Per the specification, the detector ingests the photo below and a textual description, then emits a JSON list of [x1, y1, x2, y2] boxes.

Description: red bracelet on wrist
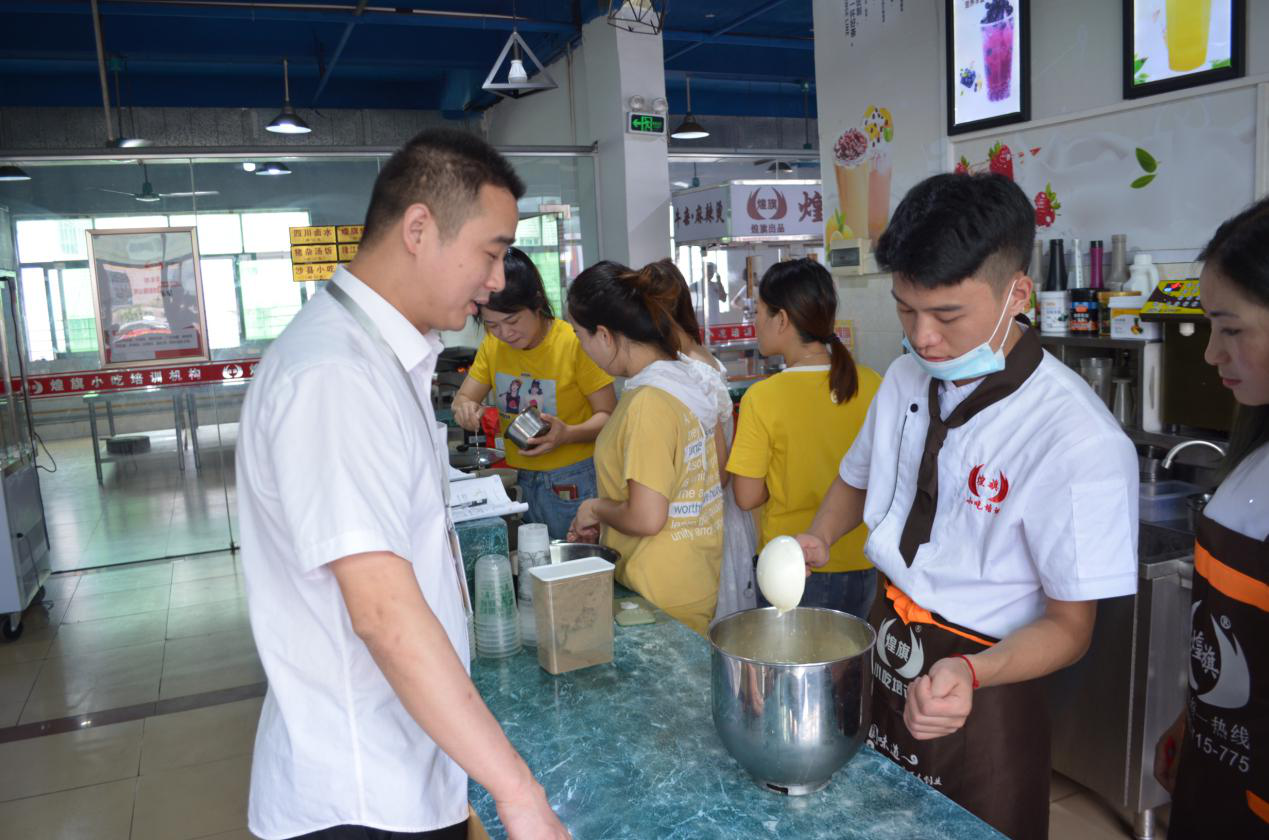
[[955, 654, 980, 690]]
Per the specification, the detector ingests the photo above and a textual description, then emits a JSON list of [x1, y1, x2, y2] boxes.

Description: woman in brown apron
[[1154, 197, 1269, 837]]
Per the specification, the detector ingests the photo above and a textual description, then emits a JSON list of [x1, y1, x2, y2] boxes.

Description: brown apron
[[1168, 513, 1269, 838], [868, 581, 1050, 840]]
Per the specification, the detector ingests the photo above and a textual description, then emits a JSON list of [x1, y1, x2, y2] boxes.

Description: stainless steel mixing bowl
[[710, 606, 875, 795], [548, 541, 621, 566]]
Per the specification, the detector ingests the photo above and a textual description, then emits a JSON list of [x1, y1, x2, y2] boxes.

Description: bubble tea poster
[[946, 0, 1030, 135]]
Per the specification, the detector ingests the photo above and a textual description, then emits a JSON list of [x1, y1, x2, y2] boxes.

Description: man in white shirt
[[798, 173, 1138, 840], [238, 129, 569, 840]]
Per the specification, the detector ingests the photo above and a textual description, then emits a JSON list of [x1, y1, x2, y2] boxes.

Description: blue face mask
[[901, 281, 1017, 382]]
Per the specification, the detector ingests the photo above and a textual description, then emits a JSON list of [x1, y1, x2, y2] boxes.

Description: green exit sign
[[627, 112, 666, 135]]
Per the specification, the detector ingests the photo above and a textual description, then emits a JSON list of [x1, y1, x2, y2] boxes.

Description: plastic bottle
[[1089, 240, 1104, 290], [1045, 239, 1067, 291]]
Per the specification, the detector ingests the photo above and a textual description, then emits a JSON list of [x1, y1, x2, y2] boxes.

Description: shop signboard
[[672, 181, 823, 244]]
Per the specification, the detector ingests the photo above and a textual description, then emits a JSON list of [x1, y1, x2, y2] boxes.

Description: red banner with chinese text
[[13, 359, 260, 399]]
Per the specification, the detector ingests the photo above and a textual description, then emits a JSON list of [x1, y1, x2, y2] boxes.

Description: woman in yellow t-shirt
[[727, 258, 882, 618], [565, 261, 724, 635], [453, 247, 616, 539]]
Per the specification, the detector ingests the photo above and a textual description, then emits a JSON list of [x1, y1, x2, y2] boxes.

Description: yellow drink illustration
[[1165, 0, 1212, 72], [833, 128, 870, 239]]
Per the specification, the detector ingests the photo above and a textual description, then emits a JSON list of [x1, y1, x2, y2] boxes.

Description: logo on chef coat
[[876, 618, 925, 680], [1190, 602, 1250, 710], [966, 464, 1009, 515]]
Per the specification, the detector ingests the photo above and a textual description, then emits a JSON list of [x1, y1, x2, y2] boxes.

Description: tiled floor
[[0, 554, 1167, 839], [39, 426, 239, 572]]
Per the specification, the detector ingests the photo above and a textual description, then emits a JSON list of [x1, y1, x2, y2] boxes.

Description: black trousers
[[291, 820, 468, 840]]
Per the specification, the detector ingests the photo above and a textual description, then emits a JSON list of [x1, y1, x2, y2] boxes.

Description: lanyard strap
[[327, 282, 448, 504], [326, 280, 469, 611]]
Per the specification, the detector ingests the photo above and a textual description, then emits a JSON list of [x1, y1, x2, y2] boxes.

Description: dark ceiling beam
[[661, 30, 811, 52], [310, 0, 367, 107], [663, 0, 792, 63], [0, 54, 486, 74], [0, 1, 579, 35]]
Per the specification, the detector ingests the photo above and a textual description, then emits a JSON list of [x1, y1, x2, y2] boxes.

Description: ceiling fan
[[94, 163, 218, 203]]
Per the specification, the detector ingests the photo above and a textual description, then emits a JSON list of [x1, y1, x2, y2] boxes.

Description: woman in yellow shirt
[[727, 258, 882, 618], [566, 261, 725, 635], [453, 247, 616, 539]]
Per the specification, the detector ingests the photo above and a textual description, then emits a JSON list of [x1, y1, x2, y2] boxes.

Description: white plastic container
[[1125, 254, 1160, 295], [1039, 290, 1071, 334], [530, 557, 615, 675], [1109, 294, 1162, 341]]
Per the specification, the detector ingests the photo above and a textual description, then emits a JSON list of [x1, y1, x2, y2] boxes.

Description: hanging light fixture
[[106, 57, 150, 148], [254, 162, 292, 176], [482, 1, 557, 99], [266, 59, 311, 135], [606, 0, 666, 35], [670, 77, 709, 140], [0, 165, 31, 182], [801, 81, 814, 150], [482, 32, 557, 98]]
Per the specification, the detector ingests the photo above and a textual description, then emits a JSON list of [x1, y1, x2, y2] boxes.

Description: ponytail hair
[[758, 258, 859, 404], [567, 259, 682, 357], [655, 259, 701, 341]]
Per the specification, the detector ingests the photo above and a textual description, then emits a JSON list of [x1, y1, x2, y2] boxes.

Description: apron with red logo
[[1168, 513, 1269, 838], [868, 580, 1050, 840]]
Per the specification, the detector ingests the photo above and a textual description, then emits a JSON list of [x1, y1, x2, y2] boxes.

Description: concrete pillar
[[483, 18, 671, 267], [578, 17, 671, 267]]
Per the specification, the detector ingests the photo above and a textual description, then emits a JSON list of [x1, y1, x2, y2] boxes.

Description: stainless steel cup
[[506, 406, 550, 449], [710, 607, 875, 795]]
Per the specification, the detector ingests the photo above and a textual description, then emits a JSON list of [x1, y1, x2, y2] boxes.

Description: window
[[15, 209, 310, 364], [239, 258, 303, 341], [200, 257, 241, 350], [241, 211, 309, 254], [168, 214, 244, 256], [14, 220, 92, 263]]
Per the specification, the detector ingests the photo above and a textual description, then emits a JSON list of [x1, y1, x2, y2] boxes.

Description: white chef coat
[[1206, 442, 1269, 540], [840, 344, 1139, 639], [237, 267, 470, 839]]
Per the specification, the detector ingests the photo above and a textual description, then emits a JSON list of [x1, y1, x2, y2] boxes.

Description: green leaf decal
[[1210, 58, 1231, 69], [1131, 174, 1156, 189], [1134, 56, 1146, 73], [1136, 148, 1158, 173]]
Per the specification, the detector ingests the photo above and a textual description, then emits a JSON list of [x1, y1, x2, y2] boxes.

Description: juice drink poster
[[862, 106, 893, 240], [980, 0, 1015, 102], [1166, 0, 1212, 71], [833, 127, 870, 239]]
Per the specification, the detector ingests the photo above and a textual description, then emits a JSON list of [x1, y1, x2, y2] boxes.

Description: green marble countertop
[[469, 607, 1004, 839]]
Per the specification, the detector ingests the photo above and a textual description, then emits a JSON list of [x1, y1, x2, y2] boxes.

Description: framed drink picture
[[1123, 0, 1245, 99], [86, 227, 210, 369], [945, 0, 1031, 136]]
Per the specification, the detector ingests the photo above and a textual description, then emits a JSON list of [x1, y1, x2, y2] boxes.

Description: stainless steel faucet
[[1162, 439, 1227, 469]]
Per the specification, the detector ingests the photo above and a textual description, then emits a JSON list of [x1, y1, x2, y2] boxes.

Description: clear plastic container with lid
[[516, 523, 550, 647]]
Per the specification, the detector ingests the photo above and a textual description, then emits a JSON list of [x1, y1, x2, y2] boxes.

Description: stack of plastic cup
[[517, 523, 551, 647], [474, 553, 521, 658]]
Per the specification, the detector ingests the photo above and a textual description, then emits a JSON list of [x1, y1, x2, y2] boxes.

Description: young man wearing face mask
[[797, 173, 1138, 840]]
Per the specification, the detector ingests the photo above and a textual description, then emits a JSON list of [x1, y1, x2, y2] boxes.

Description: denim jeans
[[758, 566, 878, 620], [517, 457, 598, 541]]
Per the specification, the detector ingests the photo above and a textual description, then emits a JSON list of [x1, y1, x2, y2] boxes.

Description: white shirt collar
[[330, 266, 440, 371]]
